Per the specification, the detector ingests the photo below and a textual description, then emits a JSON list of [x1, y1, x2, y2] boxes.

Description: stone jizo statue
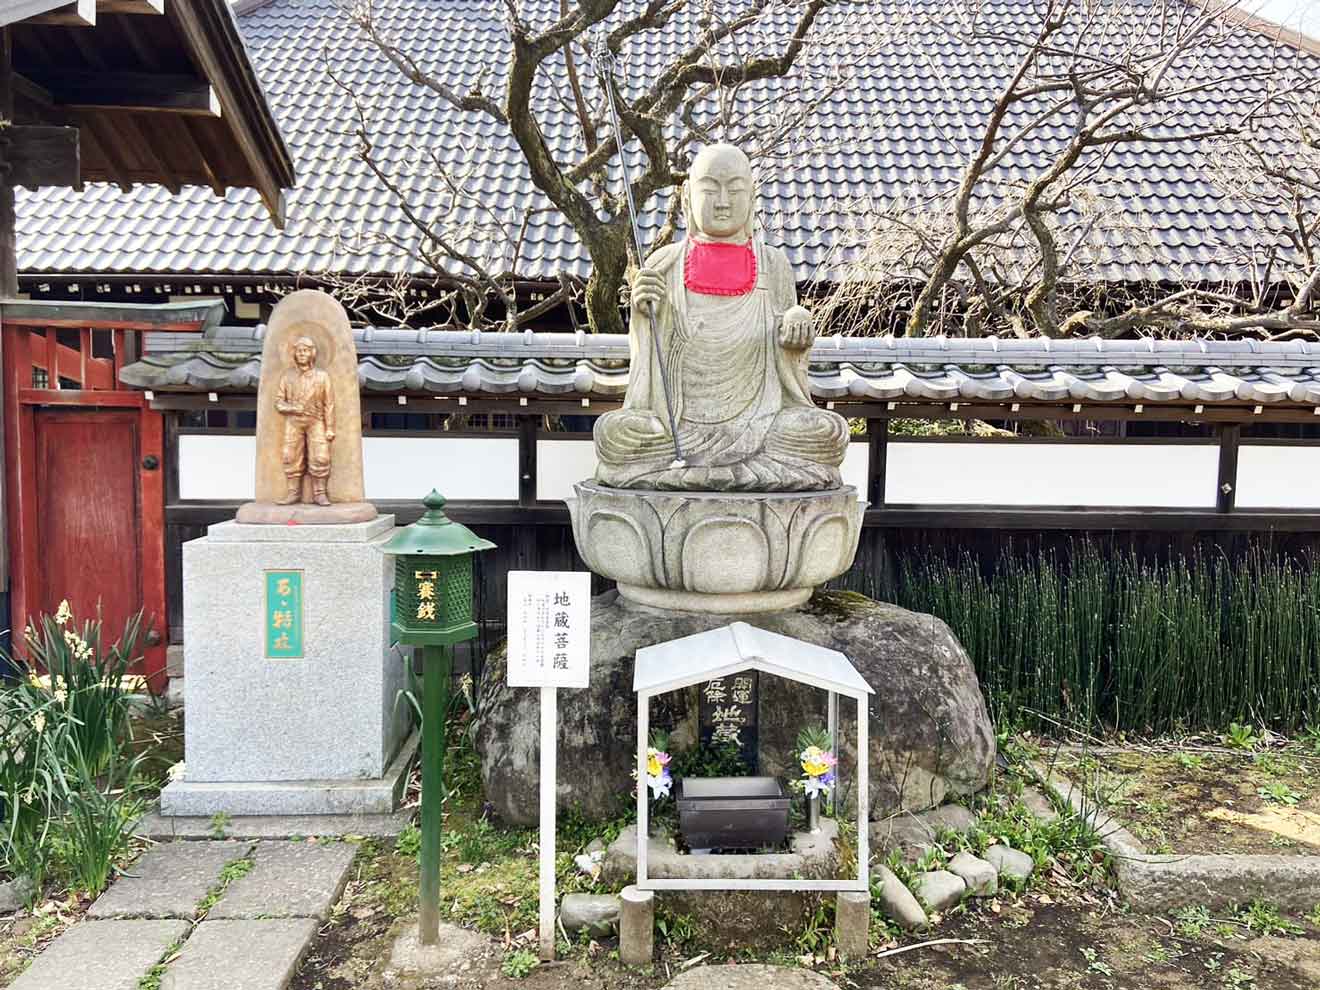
[[276, 336, 336, 506], [594, 143, 848, 492]]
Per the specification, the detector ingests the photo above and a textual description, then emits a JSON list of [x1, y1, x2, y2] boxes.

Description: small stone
[[585, 838, 606, 855], [918, 804, 977, 835], [984, 845, 1035, 881], [160, 919, 318, 990], [947, 852, 997, 897], [560, 893, 619, 937], [873, 865, 928, 931], [1019, 786, 1059, 823], [0, 876, 34, 914], [914, 870, 966, 912], [209, 840, 357, 920], [10, 919, 189, 990]]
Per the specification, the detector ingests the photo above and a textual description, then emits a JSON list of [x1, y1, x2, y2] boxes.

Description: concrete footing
[[834, 891, 870, 958], [619, 885, 654, 966]]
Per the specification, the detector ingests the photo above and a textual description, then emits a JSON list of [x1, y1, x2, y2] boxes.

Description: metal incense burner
[[676, 776, 790, 851]]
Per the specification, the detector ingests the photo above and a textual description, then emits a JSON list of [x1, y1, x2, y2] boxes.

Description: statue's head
[[292, 336, 317, 369], [683, 143, 755, 241]]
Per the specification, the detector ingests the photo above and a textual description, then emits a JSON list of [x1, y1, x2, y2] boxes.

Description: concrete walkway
[[11, 839, 357, 990]]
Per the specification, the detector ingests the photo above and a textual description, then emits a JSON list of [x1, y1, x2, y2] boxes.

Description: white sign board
[[507, 570, 592, 689]]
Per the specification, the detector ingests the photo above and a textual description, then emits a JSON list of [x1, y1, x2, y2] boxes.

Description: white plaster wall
[[535, 438, 872, 501], [178, 435, 519, 501], [1235, 446, 1320, 509], [885, 442, 1218, 507]]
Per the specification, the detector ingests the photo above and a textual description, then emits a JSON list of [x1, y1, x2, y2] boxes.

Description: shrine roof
[[120, 329, 1320, 409], [16, 0, 1320, 283], [6, 0, 294, 224], [633, 623, 872, 699]]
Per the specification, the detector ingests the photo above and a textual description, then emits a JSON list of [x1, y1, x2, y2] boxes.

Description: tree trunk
[[583, 229, 629, 334]]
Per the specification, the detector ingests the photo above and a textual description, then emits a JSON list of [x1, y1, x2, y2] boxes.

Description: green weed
[[500, 949, 539, 979]]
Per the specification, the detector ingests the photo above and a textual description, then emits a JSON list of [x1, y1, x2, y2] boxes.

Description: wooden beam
[[97, 0, 163, 14], [867, 418, 887, 508], [76, 112, 132, 192], [3, 0, 93, 27], [116, 113, 178, 193], [1217, 424, 1241, 514], [10, 71, 50, 107], [32, 70, 219, 116], [2, 125, 78, 190], [168, 0, 291, 225], [178, 116, 225, 195]]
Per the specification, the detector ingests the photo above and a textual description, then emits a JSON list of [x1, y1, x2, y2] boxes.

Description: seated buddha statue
[[594, 143, 848, 492]]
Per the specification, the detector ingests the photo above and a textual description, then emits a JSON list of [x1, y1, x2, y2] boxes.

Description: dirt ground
[[1047, 742, 1320, 856], [287, 834, 1320, 990]]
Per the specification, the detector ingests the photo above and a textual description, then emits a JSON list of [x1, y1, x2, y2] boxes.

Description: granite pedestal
[[161, 516, 413, 816]]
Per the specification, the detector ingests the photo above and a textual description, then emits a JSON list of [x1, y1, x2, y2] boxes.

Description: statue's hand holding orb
[[779, 305, 814, 351]]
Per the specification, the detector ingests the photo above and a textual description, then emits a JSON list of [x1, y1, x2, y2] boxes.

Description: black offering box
[[676, 776, 790, 850]]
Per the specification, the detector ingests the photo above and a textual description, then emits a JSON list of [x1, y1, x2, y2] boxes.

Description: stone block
[[619, 885, 654, 966], [560, 893, 620, 936], [210, 840, 357, 920], [135, 806, 414, 841], [948, 851, 997, 897], [160, 919, 318, 990], [89, 841, 252, 919], [873, 865, 927, 931], [0, 875, 34, 913], [602, 823, 838, 942], [1118, 854, 1320, 913], [914, 870, 965, 912], [162, 519, 410, 817], [834, 891, 870, 959], [159, 731, 417, 817], [9, 919, 189, 990], [984, 845, 1035, 881]]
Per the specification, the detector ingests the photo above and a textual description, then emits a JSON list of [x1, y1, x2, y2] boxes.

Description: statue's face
[[688, 145, 753, 240], [293, 342, 315, 368]]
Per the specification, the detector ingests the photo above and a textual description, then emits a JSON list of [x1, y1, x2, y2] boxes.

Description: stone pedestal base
[[567, 482, 865, 614], [161, 516, 410, 818], [235, 500, 377, 525]]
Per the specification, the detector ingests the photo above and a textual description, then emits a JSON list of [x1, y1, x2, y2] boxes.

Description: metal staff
[[594, 47, 686, 469]]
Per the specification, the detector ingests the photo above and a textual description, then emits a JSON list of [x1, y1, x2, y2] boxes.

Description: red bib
[[683, 239, 757, 296]]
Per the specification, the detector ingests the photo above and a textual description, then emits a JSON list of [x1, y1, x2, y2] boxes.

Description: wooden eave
[[7, 0, 294, 224]]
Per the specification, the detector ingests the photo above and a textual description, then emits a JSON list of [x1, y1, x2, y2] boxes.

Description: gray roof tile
[[16, 0, 1320, 283]]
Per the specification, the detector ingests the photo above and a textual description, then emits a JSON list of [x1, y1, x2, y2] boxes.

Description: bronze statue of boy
[[275, 335, 336, 505]]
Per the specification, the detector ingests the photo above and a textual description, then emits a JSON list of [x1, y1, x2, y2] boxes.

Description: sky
[[1246, 0, 1320, 36]]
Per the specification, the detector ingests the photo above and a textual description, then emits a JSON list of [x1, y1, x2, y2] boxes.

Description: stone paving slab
[[210, 840, 358, 920], [160, 919, 319, 990], [10, 919, 189, 990], [664, 964, 838, 989], [88, 840, 253, 919]]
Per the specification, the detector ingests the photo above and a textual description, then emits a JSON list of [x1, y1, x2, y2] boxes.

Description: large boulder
[[475, 590, 994, 825]]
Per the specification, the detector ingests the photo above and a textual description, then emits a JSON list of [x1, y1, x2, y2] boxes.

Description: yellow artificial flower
[[647, 752, 663, 777], [801, 746, 831, 778]]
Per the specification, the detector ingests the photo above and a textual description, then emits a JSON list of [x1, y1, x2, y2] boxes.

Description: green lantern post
[[381, 490, 495, 945]]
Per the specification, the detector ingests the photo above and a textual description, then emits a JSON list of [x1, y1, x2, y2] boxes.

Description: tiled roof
[[18, 0, 1320, 283], [121, 329, 1320, 406]]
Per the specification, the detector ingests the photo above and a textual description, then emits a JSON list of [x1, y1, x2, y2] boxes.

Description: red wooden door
[[35, 409, 143, 652]]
